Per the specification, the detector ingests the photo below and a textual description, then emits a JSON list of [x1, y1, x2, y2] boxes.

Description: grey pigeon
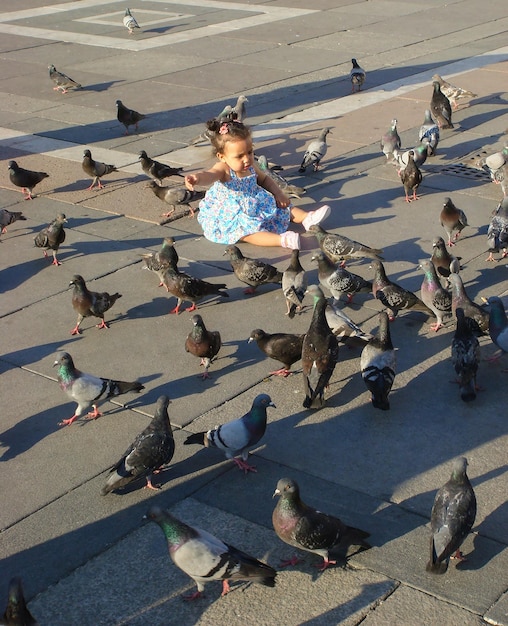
[[400, 150, 422, 202], [312, 251, 371, 303], [224, 245, 282, 294], [440, 197, 467, 246], [116, 99, 145, 135], [360, 311, 396, 410], [449, 273, 489, 336], [432, 74, 477, 109], [420, 260, 452, 332], [141, 236, 179, 288], [393, 143, 428, 171], [418, 110, 440, 156], [309, 224, 383, 266], [48, 64, 81, 93], [323, 298, 373, 346], [185, 314, 221, 379], [451, 308, 480, 403], [101, 395, 174, 494], [53, 351, 144, 426], [371, 259, 432, 321], [380, 119, 401, 161], [475, 146, 508, 184], [431, 81, 453, 129], [299, 128, 331, 173], [427, 457, 476, 574], [431, 236, 460, 285], [1, 577, 38, 626], [248, 329, 304, 377], [272, 477, 370, 570], [123, 8, 140, 34], [69, 274, 122, 335], [282, 249, 307, 318], [144, 506, 276, 600], [183, 394, 275, 473], [161, 266, 228, 314], [492, 164, 507, 199], [485, 296, 508, 358], [8, 160, 49, 200], [257, 155, 306, 199], [486, 197, 508, 261], [146, 181, 197, 219], [350, 58, 366, 92], [302, 285, 339, 409], [139, 151, 184, 184], [82, 149, 117, 190], [232, 95, 248, 122], [0, 209, 26, 234], [33, 213, 67, 266]]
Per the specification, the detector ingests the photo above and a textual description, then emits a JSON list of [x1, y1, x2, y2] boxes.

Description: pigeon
[[420, 260, 452, 332], [185, 314, 221, 379], [139, 150, 184, 184], [101, 396, 174, 494], [69, 274, 122, 335], [144, 506, 276, 600], [475, 146, 508, 183], [350, 58, 366, 93], [380, 119, 401, 161], [8, 160, 49, 200], [257, 155, 306, 199], [232, 95, 248, 122], [301, 285, 339, 409], [312, 252, 372, 303], [309, 224, 383, 266], [282, 249, 307, 318], [248, 329, 305, 377], [54, 351, 144, 426], [400, 151, 422, 202], [116, 100, 145, 135], [298, 127, 331, 173], [418, 110, 440, 156], [427, 457, 476, 574], [146, 182, 197, 219], [360, 311, 396, 410], [33, 213, 67, 265], [123, 8, 140, 34], [272, 477, 371, 570], [492, 164, 507, 198], [449, 273, 489, 336], [432, 74, 477, 109], [431, 236, 460, 285], [141, 237, 179, 288], [0, 209, 26, 234], [486, 197, 508, 261], [370, 259, 432, 321], [393, 143, 428, 171], [485, 296, 508, 358], [431, 81, 453, 129], [82, 149, 117, 190], [48, 64, 81, 93], [451, 308, 481, 403], [183, 394, 275, 473], [161, 266, 228, 314], [321, 296, 373, 346], [1, 577, 38, 626], [440, 197, 468, 246], [224, 245, 282, 294]]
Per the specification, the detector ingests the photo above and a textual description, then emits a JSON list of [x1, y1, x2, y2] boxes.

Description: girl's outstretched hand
[[273, 188, 290, 208], [185, 174, 198, 190]]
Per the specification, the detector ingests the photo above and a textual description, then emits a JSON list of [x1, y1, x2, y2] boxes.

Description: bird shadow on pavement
[[0, 257, 65, 294], [0, 339, 68, 370], [81, 80, 125, 93]]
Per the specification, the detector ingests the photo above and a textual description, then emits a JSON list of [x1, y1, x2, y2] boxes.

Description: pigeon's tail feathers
[[346, 526, 371, 548], [101, 469, 130, 495], [183, 431, 206, 446], [103, 379, 144, 397], [228, 546, 277, 586]]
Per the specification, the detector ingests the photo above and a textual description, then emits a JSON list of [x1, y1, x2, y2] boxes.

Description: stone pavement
[[0, 1, 507, 624]]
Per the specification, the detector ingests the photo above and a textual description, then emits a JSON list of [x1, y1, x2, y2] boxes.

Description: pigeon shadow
[[80, 80, 125, 93]]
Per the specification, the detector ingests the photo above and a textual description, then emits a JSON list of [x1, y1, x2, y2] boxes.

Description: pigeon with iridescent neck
[[380, 119, 401, 162], [312, 251, 371, 303], [418, 110, 440, 156], [298, 128, 331, 173], [360, 311, 396, 410], [141, 237, 179, 288], [69, 274, 122, 335], [282, 249, 307, 318], [248, 329, 304, 377], [185, 314, 221, 379], [34, 213, 67, 266], [449, 273, 488, 336], [350, 58, 366, 92], [486, 197, 508, 261], [420, 260, 452, 332], [1, 577, 38, 625], [440, 197, 467, 246], [431, 81, 453, 129], [8, 160, 49, 200]]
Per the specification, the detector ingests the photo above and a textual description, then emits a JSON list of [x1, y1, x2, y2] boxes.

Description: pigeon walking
[[54, 351, 144, 426], [486, 197, 508, 261], [69, 274, 122, 335], [360, 311, 396, 410], [420, 260, 452, 332], [183, 394, 275, 473], [431, 81, 453, 129], [8, 160, 49, 200], [451, 308, 480, 403], [440, 197, 467, 246], [0, 209, 27, 234], [432, 74, 477, 109], [312, 252, 371, 303], [161, 266, 228, 314], [82, 149, 117, 190], [272, 478, 370, 570], [1, 577, 38, 626], [48, 64, 81, 93], [282, 249, 307, 318], [322, 297, 372, 346], [309, 224, 383, 266], [298, 128, 331, 173], [146, 181, 197, 219], [449, 273, 489, 336], [380, 119, 401, 161], [418, 110, 440, 156], [393, 143, 428, 171], [431, 236, 460, 285], [350, 58, 366, 92], [400, 151, 422, 202], [123, 8, 140, 34], [33, 213, 67, 265], [224, 245, 282, 294], [185, 314, 221, 379], [101, 396, 174, 494], [232, 95, 248, 122], [139, 150, 184, 184], [144, 506, 276, 600], [427, 457, 476, 574], [476, 146, 508, 192], [116, 100, 145, 135], [248, 329, 305, 377], [141, 236, 179, 288]]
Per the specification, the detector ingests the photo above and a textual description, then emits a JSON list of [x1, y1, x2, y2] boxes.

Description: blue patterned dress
[[197, 167, 290, 243]]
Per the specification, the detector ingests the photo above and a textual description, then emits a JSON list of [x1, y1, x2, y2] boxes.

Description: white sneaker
[[280, 231, 301, 250], [302, 205, 331, 231]]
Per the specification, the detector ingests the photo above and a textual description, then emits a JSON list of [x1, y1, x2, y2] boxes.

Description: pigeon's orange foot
[[232, 458, 257, 474], [221, 580, 231, 596], [145, 478, 162, 491], [243, 287, 256, 295], [182, 590, 203, 601], [96, 320, 110, 330], [430, 322, 444, 332], [86, 407, 102, 420], [315, 557, 337, 571], [70, 326, 82, 336], [279, 555, 303, 568], [185, 303, 197, 312], [168, 305, 181, 314], [58, 415, 79, 426], [51, 258, 61, 266], [270, 368, 292, 377]]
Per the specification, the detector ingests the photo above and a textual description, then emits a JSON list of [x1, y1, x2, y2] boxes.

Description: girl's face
[[218, 138, 254, 174]]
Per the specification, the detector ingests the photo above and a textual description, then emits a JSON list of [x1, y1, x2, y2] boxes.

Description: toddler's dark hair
[[206, 118, 251, 153]]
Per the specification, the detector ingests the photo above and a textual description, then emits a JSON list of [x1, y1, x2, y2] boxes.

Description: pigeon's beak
[[481, 297, 489, 304], [269, 401, 276, 408], [222, 249, 228, 256], [53, 359, 59, 367], [247, 337, 254, 343], [272, 488, 281, 499]]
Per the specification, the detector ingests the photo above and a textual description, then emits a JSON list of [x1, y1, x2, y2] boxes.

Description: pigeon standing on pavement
[[451, 308, 481, 403], [449, 273, 489, 336], [380, 119, 401, 161], [0, 209, 26, 234], [418, 110, 440, 156], [8, 160, 49, 200], [272, 477, 371, 570], [141, 236, 179, 288], [476, 146, 508, 193], [431, 81, 453, 129], [1, 577, 38, 626], [69, 274, 122, 335], [312, 252, 371, 303], [360, 311, 396, 410], [33, 212, 67, 265], [161, 266, 229, 314], [486, 197, 508, 261], [282, 249, 307, 318], [427, 457, 476, 574], [123, 8, 140, 34], [48, 64, 81, 93], [431, 236, 460, 285], [82, 149, 117, 190], [232, 95, 248, 122], [400, 151, 422, 202], [146, 181, 197, 219], [183, 394, 275, 473], [350, 58, 366, 92], [116, 100, 146, 135], [440, 197, 468, 246], [139, 150, 184, 184], [309, 224, 383, 265], [54, 351, 144, 426], [420, 260, 452, 331], [321, 296, 373, 346], [431, 74, 477, 109], [485, 296, 508, 358], [224, 245, 282, 294], [248, 329, 305, 377], [144, 506, 276, 600], [185, 314, 222, 379], [101, 395, 174, 494], [393, 143, 428, 171], [257, 155, 306, 199], [298, 128, 331, 173]]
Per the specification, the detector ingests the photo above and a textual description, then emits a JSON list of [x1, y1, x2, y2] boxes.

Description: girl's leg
[[240, 231, 300, 249], [290, 205, 331, 229]]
